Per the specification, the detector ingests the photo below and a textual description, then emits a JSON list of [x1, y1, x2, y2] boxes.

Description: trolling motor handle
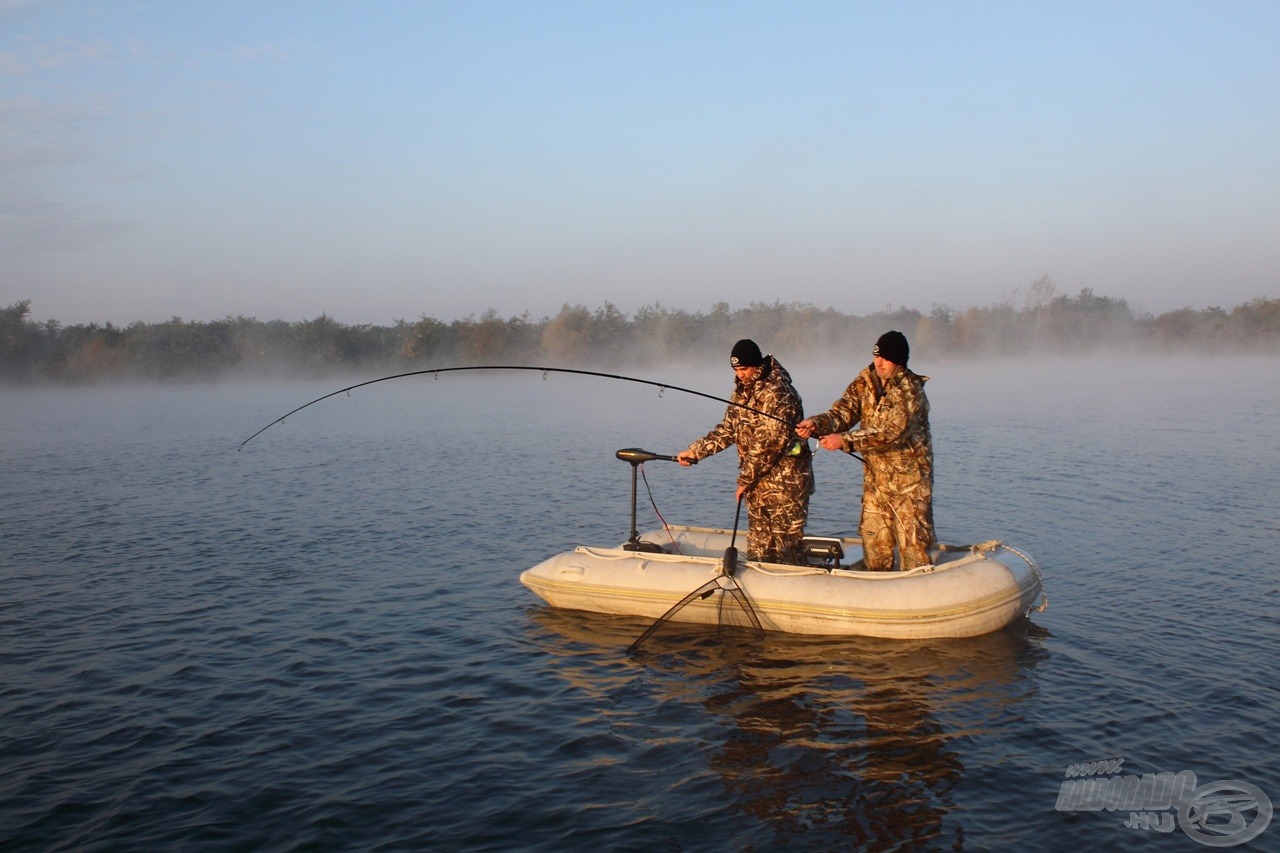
[[616, 447, 677, 464]]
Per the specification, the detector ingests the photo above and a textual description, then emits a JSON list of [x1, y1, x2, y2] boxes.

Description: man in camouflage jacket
[[677, 339, 815, 565], [796, 331, 934, 570]]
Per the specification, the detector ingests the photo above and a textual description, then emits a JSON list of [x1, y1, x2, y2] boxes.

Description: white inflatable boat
[[519, 449, 1047, 641], [520, 524, 1046, 640]]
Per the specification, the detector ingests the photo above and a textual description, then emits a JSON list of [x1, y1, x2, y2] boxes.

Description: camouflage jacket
[[808, 364, 933, 485], [686, 355, 814, 493]]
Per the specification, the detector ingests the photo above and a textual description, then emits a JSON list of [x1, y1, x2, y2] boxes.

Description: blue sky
[[3, 1, 1277, 325]]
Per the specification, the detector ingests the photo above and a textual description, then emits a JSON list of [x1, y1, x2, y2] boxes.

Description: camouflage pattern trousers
[[746, 481, 810, 566], [859, 468, 935, 570]]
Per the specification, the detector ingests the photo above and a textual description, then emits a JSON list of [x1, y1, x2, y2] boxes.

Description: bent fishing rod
[[237, 365, 801, 450]]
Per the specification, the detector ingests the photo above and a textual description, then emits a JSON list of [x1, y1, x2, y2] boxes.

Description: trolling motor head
[[617, 447, 673, 552], [616, 448, 675, 464]]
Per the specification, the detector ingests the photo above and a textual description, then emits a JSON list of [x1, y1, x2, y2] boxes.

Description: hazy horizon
[[4, 2, 1277, 328], [8, 287, 1276, 330]]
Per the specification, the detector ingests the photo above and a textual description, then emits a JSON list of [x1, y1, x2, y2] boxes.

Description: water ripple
[[2, 364, 1278, 850]]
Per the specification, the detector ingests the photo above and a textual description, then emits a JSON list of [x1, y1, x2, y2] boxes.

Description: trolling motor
[[616, 448, 678, 552]]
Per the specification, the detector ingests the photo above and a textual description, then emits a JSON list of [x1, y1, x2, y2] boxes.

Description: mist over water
[[1, 355, 1277, 850]]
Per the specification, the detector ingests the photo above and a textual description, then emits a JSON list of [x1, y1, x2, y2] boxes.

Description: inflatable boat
[[521, 525, 1045, 640], [519, 450, 1047, 640]]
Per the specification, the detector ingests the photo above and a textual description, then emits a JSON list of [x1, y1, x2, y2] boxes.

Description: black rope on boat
[[236, 365, 798, 451], [638, 463, 682, 554]]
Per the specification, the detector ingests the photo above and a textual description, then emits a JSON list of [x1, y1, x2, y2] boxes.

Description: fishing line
[[236, 365, 798, 450]]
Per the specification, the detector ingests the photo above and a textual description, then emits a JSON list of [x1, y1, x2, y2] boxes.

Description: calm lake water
[[2, 355, 1277, 851]]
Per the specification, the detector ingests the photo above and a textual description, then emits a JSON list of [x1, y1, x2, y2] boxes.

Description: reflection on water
[[526, 606, 1049, 848]]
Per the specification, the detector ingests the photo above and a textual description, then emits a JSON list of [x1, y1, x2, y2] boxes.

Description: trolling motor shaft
[[616, 448, 675, 552]]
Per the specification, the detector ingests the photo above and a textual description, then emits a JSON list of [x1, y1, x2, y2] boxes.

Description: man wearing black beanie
[[677, 339, 814, 565], [796, 331, 935, 570]]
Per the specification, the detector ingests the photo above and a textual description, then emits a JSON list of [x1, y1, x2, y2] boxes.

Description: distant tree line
[[2, 277, 1278, 384]]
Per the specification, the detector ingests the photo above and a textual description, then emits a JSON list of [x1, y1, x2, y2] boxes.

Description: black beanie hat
[[730, 338, 764, 368], [873, 330, 909, 365]]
